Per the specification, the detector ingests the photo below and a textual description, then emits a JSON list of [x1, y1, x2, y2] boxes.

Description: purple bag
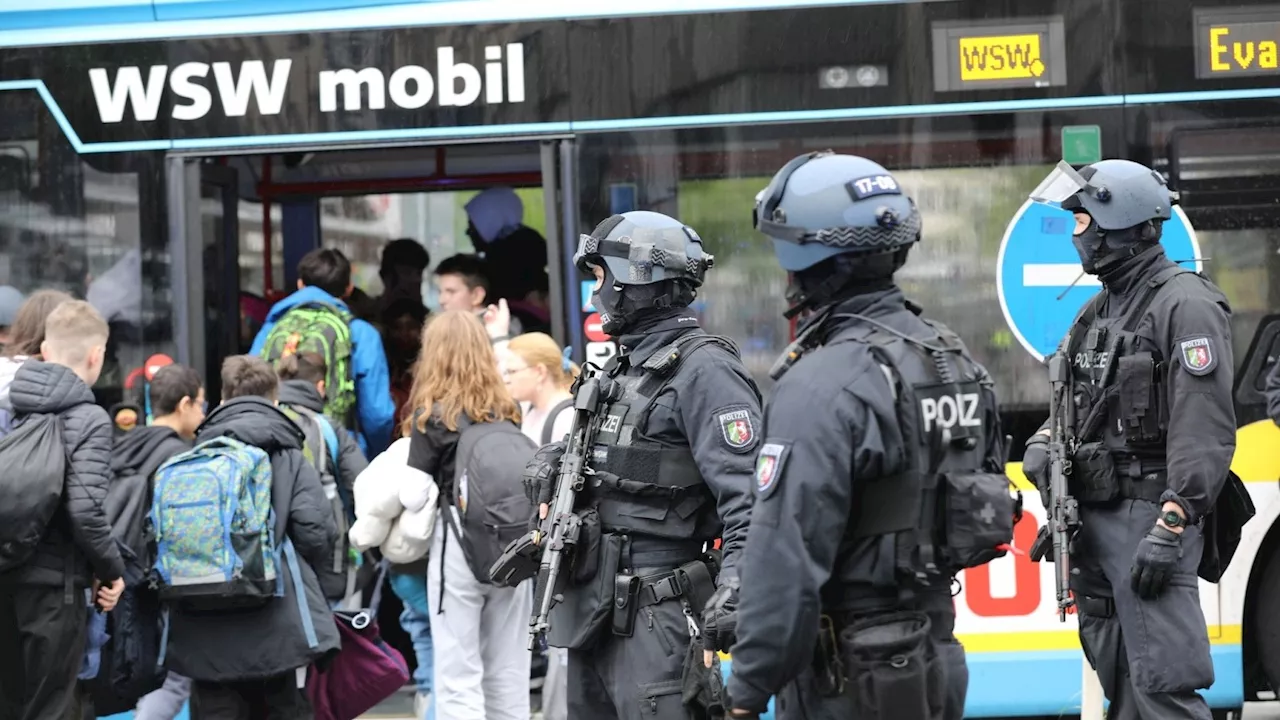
[[307, 564, 410, 720]]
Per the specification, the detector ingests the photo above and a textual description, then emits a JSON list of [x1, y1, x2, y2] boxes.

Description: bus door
[[167, 157, 242, 402]]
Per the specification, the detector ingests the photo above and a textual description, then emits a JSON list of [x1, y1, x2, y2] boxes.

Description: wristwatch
[[1161, 510, 1186, 529]]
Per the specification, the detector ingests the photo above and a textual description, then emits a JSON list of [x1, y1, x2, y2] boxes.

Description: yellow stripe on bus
[[1006, 418, 1280, 489], [957, 624, 1242, 653]]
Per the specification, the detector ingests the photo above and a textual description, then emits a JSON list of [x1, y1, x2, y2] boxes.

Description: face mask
[[592, 281, 629, 336], [1072, 230, 1106, 275]]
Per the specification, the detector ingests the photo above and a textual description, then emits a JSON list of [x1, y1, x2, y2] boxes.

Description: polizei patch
[[1177, 336, 1217, 376], [755, 441, 790, 498], [717, 407, 756, 452]]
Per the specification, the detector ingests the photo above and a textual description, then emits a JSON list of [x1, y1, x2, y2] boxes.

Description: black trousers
[[191, 674, 313, 720], [0, 584, 88, 720]]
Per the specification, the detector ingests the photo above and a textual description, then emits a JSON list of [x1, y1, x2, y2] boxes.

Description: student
[[109, 364, 206, 558], [499, 332, 578, 720], [0, 300, 125, 720], [105, 364, 205, 720], [252, 248, 395, 456], [382, 298, 429, 440], [0, 289, 73, 437], [501, 333, 578, 447], [164, 356, 339, 720], [405, 311, 533, 720], [432, 254, 522, 340], [276, 351, 369, 607]]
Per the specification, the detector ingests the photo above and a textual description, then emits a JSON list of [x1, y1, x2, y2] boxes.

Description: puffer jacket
[[165, 397, 340, 682], [0, 360, 125, 588], [279, 379, 368, 599]]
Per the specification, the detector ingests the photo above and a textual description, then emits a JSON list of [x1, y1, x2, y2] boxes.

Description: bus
[[3, 0, 1280, 717]]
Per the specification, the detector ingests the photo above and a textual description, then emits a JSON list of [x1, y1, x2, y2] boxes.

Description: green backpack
[[261, 303, 357, 429]]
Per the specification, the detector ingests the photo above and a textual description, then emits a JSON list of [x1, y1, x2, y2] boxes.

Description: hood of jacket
[[197, 396, 304, 452], [464, 187, 523, 243], [0, 355, 25, 413], [265, 286, 351, 324], [10, 360, 96, 415], [278, 379, 325, 413], [111, 425, 186, 476]]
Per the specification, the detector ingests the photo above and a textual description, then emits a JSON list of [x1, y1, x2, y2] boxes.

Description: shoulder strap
[[541, 399, 576, 446], [313, 414, 341, 469], [634, 333, 743, 427], [1065, 290, 1108, 358]]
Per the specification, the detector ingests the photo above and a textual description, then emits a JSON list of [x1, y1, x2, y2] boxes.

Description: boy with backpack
[[0, 301, 126, 720], [156, 355, 339, 719], [275, 351, 368, 608], [252, 248, 394, 457], [105, 364, 205, 720]]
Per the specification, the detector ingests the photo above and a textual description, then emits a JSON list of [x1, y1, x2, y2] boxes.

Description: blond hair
[[506, 333, 580, 392], [403, 310, 520, 436], [43, 300, 108, 364]]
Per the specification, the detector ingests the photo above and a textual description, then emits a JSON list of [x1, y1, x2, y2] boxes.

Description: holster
[[838, 611, 944, 720]]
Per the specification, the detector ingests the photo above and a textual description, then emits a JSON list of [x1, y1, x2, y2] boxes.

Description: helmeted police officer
[[529, 210, 762, 720], [1022, 159, 1234, 720], [724, 151, 1015, 720]]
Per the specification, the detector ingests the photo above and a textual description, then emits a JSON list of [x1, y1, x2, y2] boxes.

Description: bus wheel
[[1254, 546, 1280, 693]]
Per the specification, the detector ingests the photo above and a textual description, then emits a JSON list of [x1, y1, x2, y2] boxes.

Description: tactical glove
[[1022, 435, 1050, 507], [702, 581, 739, 653], [1130, 524, 1182, 600], [523, 442, 565, 531]]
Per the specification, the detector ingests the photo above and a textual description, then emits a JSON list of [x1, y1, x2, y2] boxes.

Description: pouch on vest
[[547, 529, 624, 650], [942, 472, 1016, 570], [1070, 441, 1119, 504], [839, 611, 945, 720], [1114, 352, 1162, 444]]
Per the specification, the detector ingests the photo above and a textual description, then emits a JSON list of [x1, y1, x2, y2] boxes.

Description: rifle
[[1036, 351, 1082, 621], [489, 368, 608, 649]]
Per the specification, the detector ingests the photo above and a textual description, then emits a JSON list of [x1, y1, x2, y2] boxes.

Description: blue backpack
[[149, 436, 278, 608]]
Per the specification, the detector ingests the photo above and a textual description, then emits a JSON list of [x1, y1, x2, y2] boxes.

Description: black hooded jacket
[[279, 379, 368, 598], [0, 360, 125, 587], [109, 426, 191, 561], [165, 397, 340, 682]]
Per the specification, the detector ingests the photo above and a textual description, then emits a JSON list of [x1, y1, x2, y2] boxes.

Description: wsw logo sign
[[88, 44, 526, 124]]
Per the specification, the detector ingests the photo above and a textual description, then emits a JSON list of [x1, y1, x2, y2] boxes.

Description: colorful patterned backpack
[[149, 436, 278, 609]]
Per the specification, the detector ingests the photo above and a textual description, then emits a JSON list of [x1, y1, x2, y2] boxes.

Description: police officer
[[724, 151, 1013, 720], [529, 210, 761, 720], [1022, 159, 1234, 719]]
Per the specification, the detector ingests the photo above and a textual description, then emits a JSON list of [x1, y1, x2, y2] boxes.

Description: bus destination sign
[[1194, 6, 1280, 78], [932, 17, 1067, 92]]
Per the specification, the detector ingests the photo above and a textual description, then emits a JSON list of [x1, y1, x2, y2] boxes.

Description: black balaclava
[[785, 247, 908, 319], [1070, 215, 1155, 276], [591, 265, 695, 336]]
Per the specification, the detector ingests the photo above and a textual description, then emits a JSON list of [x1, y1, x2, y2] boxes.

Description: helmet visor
[[1029, 160, 1095, 204]]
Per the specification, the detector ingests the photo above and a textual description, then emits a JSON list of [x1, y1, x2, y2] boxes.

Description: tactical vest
[[828, 314, 1014, 593], [582, 333, 739, 543], [1063, 266, 1189, 502]]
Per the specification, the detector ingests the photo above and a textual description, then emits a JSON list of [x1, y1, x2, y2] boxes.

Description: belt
[[636, 570, 684, 609]]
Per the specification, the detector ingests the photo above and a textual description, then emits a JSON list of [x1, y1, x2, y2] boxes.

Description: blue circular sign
[[996, 202, 1203, 362]]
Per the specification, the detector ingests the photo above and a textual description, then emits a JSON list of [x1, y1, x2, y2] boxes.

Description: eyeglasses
[[502, 366, 533, 378]]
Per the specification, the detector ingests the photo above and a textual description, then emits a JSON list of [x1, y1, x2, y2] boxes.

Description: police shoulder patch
[[1176, 335, 1218, 376], [755, 441, 790, 498], [715, 405, 758, 453]]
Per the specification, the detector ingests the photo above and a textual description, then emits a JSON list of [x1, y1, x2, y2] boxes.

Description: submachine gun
[[1031, 351, 1083, 621], [489, 368, 609, 650]]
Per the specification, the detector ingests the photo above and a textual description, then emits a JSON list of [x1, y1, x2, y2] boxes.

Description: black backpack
[[86, 541, 166, 715], [442, 420, 537, 585], [0, 414, 67, 571]]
